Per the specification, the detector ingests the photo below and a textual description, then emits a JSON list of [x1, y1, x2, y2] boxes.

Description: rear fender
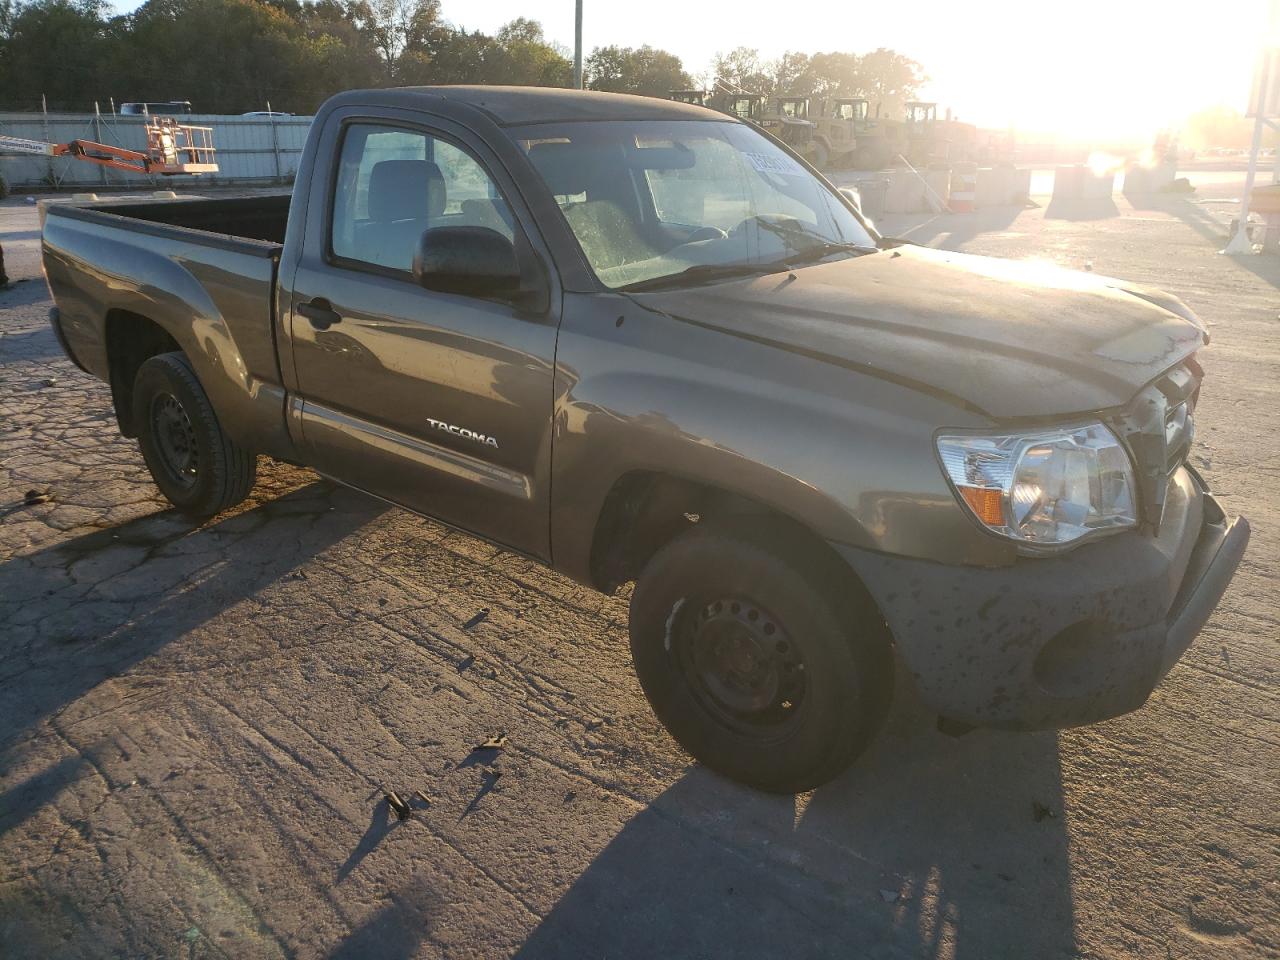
[[42, 211, 294, 459]]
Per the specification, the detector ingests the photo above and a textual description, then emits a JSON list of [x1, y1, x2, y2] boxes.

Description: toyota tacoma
[[40, 87, 1249, 792]]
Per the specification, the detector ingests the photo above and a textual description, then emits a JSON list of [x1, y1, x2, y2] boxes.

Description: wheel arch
[[586, 469, 880, 617], [104, 309, 183, 437]]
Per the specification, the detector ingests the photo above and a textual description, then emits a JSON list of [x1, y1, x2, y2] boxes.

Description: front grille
[[1165, 400, 1194, 468], [1110, 356, 1201, 529]]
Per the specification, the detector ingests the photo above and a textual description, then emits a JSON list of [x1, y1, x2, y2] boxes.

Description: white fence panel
[[0, 113, 314, 190]]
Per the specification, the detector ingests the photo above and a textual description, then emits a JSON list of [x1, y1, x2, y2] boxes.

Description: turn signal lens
[[958, 485, 1005, 526]]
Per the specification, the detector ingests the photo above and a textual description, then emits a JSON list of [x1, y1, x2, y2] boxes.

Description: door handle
[[298, 298, 342, 331]]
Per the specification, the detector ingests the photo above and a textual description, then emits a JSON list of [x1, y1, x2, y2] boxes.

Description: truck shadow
[[1044, 195, 1120, 221], [514, 688, 1076, 959], [0, 478, 385, 757]]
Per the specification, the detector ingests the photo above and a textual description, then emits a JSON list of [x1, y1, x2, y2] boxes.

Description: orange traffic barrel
[[950, 162, 978, 212]]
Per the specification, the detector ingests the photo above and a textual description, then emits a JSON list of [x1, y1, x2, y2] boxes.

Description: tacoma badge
[[426, 418, 499, 449]]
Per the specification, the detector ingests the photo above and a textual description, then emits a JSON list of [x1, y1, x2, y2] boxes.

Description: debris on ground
[[462, 609, 490, 630], [1032, 800, 1056, 822], [23, 488, 51, 505], [413, 790, 432, 808], [474, 734, 508, 751], [41, 377, 57, 387], [385, 790, 412, 820], [879, 889, 900, 903]]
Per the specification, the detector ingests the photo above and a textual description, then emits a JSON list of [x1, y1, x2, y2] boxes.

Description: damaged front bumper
[[834, 466, 1249, 730]]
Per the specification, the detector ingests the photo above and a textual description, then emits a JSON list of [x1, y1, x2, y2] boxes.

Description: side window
[[331, 123, 515, 273]]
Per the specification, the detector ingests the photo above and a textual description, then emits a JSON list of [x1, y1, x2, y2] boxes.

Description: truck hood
[[631, 244, 1206, 419]]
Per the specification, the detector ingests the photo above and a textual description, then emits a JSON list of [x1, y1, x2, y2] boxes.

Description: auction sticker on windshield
[[744, 152, 806, 177]]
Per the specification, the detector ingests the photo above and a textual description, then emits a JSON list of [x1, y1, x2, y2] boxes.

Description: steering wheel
[[685, 226, 728, 243]]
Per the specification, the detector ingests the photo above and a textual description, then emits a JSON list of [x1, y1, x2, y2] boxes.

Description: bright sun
[[899, 0, 1270, 142]]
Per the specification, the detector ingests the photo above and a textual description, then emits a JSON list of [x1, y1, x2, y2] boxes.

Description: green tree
[[770, 51, 810, 96], [116, 0, 331, 112], [794, 51, 864, 98], [488, 17, 570, 86], [857, 47, 925, 115], [711, 46, 771, 96], [586, 44, 690, 96], [297, 0, 388, 91], [0, 0, 110, 109]]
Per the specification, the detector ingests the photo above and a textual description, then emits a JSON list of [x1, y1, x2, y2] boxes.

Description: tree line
[[0, 0, 925, 115]]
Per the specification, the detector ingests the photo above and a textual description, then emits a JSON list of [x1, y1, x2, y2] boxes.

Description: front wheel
[[132, 351, 257, 519], [629, 523, 893, 793]]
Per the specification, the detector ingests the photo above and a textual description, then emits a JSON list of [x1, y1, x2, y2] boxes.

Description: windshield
[[508, 119, 874, 290]]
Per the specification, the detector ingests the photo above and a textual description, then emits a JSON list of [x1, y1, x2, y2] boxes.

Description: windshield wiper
[[618, 260, 794, 293], [753, 218, 875, 264], [784, 240, 876, 265]]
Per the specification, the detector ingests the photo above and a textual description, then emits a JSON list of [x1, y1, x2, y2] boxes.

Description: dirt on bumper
[[834, 467, 1249, 729]]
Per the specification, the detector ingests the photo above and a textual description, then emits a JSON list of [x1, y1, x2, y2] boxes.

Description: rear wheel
[[132, 351, 256, 518], [629, 522, 893, 793]]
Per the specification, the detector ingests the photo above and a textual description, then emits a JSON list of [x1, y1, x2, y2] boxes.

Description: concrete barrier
[[1053, 164, 1114, 201], [884, 169, 929, 213], [925, 168, 951, 210], [1122, 161, 1176, 194], [859, 165, 1033, 213], [853, 178, 889, 217], [975, 166, 1028, 206]]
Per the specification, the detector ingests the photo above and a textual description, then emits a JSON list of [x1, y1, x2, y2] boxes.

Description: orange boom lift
[[0, 116, 217, 176]]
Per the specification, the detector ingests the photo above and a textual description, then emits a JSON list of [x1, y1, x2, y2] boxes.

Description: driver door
[[284, 114, 560, 559]]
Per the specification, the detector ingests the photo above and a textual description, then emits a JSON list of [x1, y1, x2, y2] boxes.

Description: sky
[[112, 0, 1275, 140]]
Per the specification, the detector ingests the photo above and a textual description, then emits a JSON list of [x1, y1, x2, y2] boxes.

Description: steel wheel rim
[[150, 392, 199, 489], [676, 596, 809, 738]]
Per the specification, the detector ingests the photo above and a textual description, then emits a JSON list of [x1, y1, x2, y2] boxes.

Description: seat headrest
[[368, 159, 444, 222], [527, 142, 595, 198]]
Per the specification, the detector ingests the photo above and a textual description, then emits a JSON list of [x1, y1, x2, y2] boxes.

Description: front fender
[[550, 294, 1013, 585]]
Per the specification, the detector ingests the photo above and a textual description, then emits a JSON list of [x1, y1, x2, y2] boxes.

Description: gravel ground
[[1, 177, 1277, 960]]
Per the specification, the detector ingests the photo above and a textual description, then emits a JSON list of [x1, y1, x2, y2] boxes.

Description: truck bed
[[41, 192, 293, 458], [94, 193, 292, 244], [41, 192, 293, 245]]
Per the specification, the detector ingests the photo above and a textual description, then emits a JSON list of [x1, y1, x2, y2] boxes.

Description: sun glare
[[897, 0, 1268, 143]]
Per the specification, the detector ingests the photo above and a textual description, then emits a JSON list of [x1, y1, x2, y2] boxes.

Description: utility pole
[[573, 0, 583, 89], [1225, 0, 1279, 254]]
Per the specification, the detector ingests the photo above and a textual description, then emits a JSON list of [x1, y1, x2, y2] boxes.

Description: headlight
[[936, 422, 1137, 547]]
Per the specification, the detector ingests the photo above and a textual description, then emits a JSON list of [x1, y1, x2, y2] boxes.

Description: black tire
[[132, 351, 256, 518], [629, 522, 893, 793]]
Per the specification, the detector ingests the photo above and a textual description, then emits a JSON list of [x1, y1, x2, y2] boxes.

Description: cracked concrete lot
[[1, 178, 1278, 959]]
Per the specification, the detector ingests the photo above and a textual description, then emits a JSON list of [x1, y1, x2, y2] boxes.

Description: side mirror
[[413, 226, 521, 299]]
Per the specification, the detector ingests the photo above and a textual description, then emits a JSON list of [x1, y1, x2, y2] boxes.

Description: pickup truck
[[41, 86, 1249, 792]]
